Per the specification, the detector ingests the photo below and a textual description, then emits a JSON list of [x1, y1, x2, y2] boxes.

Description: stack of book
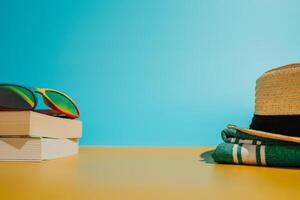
[[0, 111, 82, 161]]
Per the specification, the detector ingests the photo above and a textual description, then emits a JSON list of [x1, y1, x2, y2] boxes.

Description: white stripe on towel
[[241, 144, 257, 165], [260, 145, 266, 165], [233, 144, 238, 164]]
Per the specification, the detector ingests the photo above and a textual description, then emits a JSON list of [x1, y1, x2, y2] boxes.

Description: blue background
[[1, 0, 300, 146]]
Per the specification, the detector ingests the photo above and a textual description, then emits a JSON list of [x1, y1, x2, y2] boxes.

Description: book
[[0, 137, 78, 160], [0, 111, 82, 138]]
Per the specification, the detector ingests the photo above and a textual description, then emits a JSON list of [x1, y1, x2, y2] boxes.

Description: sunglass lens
[[45, 91, 79, 117], [0, 85, 35, 110]]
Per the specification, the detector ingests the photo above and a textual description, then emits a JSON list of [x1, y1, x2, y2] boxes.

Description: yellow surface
[[1, 147, 300, 200]]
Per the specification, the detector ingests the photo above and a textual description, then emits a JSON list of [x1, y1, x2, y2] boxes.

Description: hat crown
[[255, 63, 300, 115]]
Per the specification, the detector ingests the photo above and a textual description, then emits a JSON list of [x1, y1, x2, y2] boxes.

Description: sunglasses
[[0, 84, 80, 119]]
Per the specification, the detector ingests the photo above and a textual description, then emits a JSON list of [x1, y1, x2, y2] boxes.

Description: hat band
[[250, 115, 300, 137]]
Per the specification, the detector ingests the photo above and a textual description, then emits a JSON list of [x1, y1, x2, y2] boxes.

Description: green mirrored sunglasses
[[0, 84, 80, 119]]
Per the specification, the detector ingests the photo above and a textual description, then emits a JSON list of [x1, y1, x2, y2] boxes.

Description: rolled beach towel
[[212, 128, 300, 167]]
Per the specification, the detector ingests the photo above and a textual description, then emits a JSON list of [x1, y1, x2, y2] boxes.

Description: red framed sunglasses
[[0, 84, 80, 119]]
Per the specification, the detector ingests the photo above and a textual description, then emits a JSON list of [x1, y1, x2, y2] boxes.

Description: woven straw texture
[[255, 63, 300, 115]]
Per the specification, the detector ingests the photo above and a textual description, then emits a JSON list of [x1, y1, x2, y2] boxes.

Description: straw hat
[[230, 63, 300, 143]]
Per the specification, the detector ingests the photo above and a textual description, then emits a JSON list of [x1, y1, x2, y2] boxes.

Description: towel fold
[[212, 128, 300, 167]]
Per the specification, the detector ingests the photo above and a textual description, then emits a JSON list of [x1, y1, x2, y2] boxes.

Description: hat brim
[[228, 125, 300, 144]]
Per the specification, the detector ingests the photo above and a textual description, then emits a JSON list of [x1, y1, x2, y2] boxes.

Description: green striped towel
[[212, 128, 300, 167]]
